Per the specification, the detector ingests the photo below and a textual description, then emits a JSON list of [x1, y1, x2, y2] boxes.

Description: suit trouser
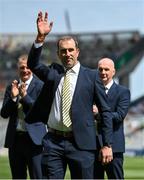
[[8, 132, 43, 179], [41, 132, 95, 179], [94, 151, 124, 180]]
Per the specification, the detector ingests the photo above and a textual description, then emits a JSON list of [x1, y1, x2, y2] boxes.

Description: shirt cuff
[[34, 42, 43, 48], [12, 97, 17, 102]]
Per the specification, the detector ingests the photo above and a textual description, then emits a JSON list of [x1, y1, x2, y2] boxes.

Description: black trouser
[[94, 151, 124, 180], [42, 132, 95, 179], [9, 132, 43, 179]]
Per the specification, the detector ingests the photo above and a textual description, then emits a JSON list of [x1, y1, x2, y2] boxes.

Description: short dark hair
[[17, 54, 28, 68], [57, 36, 79, 50], [18, 54, 28, 62]]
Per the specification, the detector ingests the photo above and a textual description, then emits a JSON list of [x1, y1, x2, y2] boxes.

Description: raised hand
[[36, 11, 53, 42]]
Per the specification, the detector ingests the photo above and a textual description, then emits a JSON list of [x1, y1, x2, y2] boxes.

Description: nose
[[22, 67, 28, 73], [65, 49, 71, 56]]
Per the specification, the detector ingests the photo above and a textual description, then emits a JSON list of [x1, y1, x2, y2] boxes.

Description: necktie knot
[[105, 87, 109, 94], [65, 69, 70, 76]]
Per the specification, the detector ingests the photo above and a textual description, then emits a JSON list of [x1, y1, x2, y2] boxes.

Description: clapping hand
[[19, 82, 27, 98], [11, 80, 19, 98], [11, 80, 27, 99]]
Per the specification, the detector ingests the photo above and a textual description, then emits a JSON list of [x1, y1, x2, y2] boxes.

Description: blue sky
[[0, 0, 144, 34], [0, 0, 144, 100]]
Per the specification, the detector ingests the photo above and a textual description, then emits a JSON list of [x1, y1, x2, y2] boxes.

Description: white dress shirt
[[48, 62, 80, 132], [33, 41, 80, 132], [105, 79, 114, 94], [16, 75, 33, 131]]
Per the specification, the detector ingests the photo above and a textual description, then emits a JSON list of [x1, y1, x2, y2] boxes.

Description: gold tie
[[17, 100, 26, 131], [61, 71, 72, 127], [17, 82, 27, 131], [18, 103, 25, 120]]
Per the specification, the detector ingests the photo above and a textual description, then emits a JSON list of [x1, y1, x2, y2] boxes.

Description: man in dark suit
[[94, 58, 131, 179], [0, 54, 45, 179], [26, 11, 113, 179]]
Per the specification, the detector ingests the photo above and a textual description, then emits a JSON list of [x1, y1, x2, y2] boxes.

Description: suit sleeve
[[0, 85, 17, 118], [20, 80, 43, 115], [27, 44, 52, 82], [94, 75, 113, 146], [112, 88, 130, 124]]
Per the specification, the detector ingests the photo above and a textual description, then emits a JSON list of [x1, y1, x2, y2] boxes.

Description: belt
[[16, 131, 28, 136], [48, 128, 73, 138]]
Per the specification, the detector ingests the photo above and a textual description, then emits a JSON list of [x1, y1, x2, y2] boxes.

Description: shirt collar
[[66, 61, 80, 75], [72, 61, 80, 74], [105, 79, 114, 90]]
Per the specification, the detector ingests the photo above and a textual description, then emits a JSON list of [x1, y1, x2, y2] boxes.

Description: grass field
[[0, 156, 144, 179]]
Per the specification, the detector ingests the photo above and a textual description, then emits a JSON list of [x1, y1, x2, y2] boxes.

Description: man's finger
[[44, 12, 48, 21]]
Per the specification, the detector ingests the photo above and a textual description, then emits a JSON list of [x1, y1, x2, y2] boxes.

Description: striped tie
[[61, 71, 72, 127], [17, 102, 26, 131]]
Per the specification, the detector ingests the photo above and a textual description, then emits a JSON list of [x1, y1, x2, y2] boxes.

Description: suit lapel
[[27, 77, 35, 94], [54, 73, 64, 92], [107, 82, 117, 99], [72, 66, 85, 104]]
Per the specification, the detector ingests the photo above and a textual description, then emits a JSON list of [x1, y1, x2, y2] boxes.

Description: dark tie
[[105, 87, 109, 94], [61, 71, 72, 127]]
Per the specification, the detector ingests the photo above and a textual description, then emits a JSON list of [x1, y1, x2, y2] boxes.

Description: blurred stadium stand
[[0, 31, 144, 155], [125, 96, 144, 156], [0, 31, 142, 91]]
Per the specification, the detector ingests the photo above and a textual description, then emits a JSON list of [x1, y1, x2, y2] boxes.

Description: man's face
[[57, 39, 80, 69], [98, 59, 115, 85], [18, 59, 32, 82]]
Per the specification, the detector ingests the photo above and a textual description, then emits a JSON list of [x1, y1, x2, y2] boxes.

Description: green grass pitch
[[0, 156, 144, 179]]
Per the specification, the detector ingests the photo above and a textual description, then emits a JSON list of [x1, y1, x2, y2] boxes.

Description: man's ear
[[113, 68, 116, 76], [77, 48, 80, 56]]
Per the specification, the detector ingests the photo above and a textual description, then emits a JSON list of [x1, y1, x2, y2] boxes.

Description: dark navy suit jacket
[[97, 82, 130, 152], [26, 45, 113, 150], [0, 76, 45, 147]]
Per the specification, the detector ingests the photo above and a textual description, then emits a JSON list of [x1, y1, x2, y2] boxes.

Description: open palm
[[37, 11, 53, 36]]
